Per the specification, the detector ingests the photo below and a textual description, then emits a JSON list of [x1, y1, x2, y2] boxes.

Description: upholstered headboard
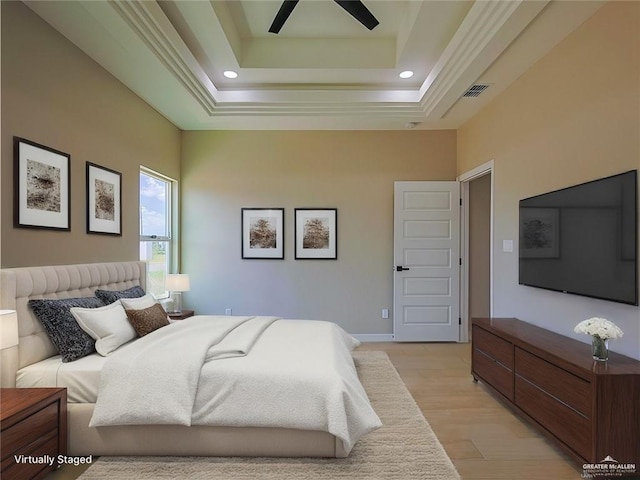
[[0, 261, 146, 387]]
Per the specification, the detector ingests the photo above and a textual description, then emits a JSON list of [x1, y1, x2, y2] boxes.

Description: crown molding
[[418, 0, 549, 119], [110, 0, 219, 114], [113, 0, 426, 119], [111, 0, 546, 122]]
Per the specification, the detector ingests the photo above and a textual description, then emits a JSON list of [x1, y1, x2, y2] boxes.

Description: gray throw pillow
[[94, 285, 145, 305], [29, 297, 105, 362]]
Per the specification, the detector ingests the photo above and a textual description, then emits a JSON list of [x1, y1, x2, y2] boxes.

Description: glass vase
[[592, 336, 609, 362]]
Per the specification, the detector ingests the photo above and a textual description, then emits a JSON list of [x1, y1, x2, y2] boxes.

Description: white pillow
[[119, 294, 157, 310], [70, 301, 137, 356]]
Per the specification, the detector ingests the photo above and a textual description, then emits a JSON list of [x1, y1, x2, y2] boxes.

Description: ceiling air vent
[[463, 84, 491, 98]]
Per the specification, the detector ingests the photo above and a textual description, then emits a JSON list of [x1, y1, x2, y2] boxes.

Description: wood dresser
[[1, 388, 67, 480], [471, 318, 640, 467]]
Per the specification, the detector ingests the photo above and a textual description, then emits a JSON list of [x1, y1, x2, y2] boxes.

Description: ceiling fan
[[269, 0, 380, 34]]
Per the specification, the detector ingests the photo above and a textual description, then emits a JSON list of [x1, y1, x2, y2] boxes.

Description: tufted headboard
[[0, 261, 146, 387]]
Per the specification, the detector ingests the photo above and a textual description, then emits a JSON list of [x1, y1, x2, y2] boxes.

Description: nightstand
[[1, 388, 67, 480], [168, 309, 195, 320]]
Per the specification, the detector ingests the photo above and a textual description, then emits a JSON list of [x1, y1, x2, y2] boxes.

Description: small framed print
[[86, 162, 122, 235], [242, 208, 285, 259], [295, 208, 337, 260], [14, 137, 71, 231]]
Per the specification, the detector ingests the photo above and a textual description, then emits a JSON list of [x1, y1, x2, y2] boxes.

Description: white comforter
[[90, 316, 381, 454]]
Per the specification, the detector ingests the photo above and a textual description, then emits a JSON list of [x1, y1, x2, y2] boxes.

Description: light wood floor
[[47, 342, 583, 480], [357, 342, 584, 480]]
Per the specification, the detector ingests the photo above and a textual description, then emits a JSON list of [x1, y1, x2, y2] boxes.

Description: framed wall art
[[295, 208, 337, 260], [86, 162, 122, 235], [241, 208, 285, 259], [14, 137, 71, 231]]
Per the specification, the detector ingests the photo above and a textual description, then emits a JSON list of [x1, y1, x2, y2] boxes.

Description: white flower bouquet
[[574, 317, 624, 340]]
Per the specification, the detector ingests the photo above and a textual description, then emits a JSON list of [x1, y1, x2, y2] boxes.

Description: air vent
[[463, 84, 491, 98]]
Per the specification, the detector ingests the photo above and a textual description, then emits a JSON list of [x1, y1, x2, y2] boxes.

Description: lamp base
[[167, 292, 183, 315]]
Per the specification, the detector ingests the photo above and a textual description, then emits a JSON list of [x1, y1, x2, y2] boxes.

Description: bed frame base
[[69, 404, 346, 458]]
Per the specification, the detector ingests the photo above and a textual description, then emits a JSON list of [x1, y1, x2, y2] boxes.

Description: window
[[139, 169, 175, 298]]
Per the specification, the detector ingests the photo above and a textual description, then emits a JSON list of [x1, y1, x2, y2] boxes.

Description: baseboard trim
[[353, 334, 394, 343]]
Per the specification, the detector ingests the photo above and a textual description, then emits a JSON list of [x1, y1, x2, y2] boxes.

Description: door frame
[[458, 160, 494, 343]]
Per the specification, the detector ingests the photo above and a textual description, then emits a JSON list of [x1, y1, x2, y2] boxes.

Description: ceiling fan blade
[[334, 0, 379, 30], [269, 0, 300, 34]]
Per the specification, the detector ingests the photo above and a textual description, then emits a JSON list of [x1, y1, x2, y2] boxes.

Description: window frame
[[139, 167, 178, 299]]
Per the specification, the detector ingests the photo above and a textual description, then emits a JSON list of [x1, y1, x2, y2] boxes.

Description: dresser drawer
[[515, 376, 591, 460], [473, 347, 514, 401], [1, 432, 58, 480], [515, 347, 591, 417], [473, 326, 513, 369], [1, 402, 59, 458]]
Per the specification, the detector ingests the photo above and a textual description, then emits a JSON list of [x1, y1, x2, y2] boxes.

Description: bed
[[0, 261, 380, 458]]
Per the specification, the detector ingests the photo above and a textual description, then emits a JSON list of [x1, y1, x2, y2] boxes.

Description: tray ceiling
[[24, 0, 605, 130]]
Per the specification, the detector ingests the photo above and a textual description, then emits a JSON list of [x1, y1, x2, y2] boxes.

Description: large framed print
[[86, 162, 122, 235], [295, 208, 337, 260], [14, 137, 71, 231], [242, 208, 285, 259]]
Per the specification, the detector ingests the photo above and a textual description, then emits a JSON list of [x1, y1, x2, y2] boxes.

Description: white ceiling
[[24, 0, 605, 130]]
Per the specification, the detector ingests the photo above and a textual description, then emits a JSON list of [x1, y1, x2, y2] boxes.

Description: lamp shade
[[165, 274, 190, 292], [0, 310, 19, 350]]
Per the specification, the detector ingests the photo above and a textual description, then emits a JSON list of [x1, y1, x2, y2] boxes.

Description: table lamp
[[165, 274, 190, 314]]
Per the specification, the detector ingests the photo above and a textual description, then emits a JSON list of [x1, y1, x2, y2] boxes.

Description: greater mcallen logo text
[[582, 456, 637, 478]]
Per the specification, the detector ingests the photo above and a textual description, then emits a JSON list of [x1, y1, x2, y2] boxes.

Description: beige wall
[[0, 2, 180, 268], [181, 130, 456, 334], [458, 1, 640, 358]]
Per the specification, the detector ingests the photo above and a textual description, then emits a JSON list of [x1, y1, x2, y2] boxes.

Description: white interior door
[[393, 181, 460, 342]]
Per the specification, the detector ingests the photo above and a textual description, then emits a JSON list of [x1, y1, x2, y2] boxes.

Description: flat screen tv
[[519, 170, 638, 305]]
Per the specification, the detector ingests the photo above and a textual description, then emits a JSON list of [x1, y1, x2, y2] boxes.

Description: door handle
[[396, 266, 410, 272]]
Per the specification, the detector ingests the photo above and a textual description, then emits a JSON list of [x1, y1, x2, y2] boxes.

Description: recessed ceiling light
[[223, 70, 238, 79], [399, 70, 414, 79]]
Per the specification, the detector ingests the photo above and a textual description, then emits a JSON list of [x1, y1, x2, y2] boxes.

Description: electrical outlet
[[382, 308, 389, 319], [225, 308, 232, 316]]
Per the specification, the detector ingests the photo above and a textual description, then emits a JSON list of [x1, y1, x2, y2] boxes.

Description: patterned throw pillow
[[95, 285, 145, 305], [125, 303, 170, 337], [29, 297, 104, 362]]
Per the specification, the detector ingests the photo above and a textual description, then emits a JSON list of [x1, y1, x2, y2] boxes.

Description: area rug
[[78, 351, 461, 479]]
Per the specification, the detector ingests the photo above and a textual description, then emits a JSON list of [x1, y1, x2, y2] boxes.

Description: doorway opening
[[459, 161, 494, 342]]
